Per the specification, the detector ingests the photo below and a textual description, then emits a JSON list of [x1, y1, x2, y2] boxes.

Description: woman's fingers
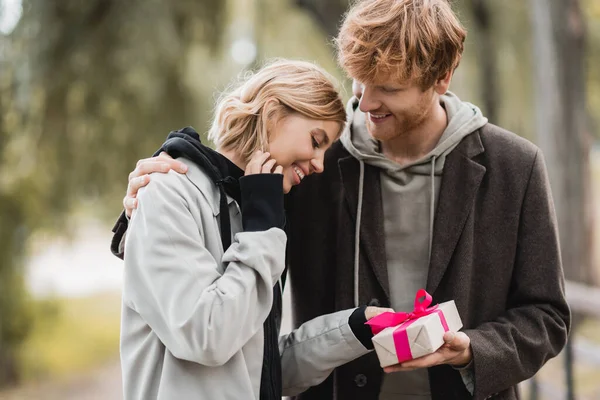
[[245, 151, 273, 175], [364, 307, 394, 320], [261, 159, 277, 173]]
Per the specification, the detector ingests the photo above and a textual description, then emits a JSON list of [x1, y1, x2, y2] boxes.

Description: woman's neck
[[218, 148, 247, 172]]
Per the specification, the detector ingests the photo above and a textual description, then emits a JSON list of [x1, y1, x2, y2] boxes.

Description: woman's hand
[[364, 306, 394, 320], [245, 150, 283, 176], [123, 152, 188, 217]]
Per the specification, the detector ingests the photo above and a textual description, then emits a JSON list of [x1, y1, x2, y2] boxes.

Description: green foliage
[[17, 293, 121, 381], [1, 0, 228, 385], [583, 0, 600, 139]]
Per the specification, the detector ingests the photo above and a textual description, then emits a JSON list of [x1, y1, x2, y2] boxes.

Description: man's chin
[[366, 125, 392, 142]]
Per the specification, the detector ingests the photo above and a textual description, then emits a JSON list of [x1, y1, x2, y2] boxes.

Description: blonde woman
[[119, 60, 386, 400]]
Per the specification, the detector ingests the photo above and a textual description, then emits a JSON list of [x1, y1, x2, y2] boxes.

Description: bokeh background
[[0, 0, 599, 399]]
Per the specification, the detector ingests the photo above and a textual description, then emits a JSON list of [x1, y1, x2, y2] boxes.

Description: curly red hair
[[337, 0, 467, 89]]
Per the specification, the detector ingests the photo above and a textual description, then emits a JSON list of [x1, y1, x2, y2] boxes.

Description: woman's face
[[267, 113, 340, 193]]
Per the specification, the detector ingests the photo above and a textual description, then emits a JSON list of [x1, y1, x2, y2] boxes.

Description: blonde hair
[[337, 0, 467, 89], [208, 59, 346, 163]]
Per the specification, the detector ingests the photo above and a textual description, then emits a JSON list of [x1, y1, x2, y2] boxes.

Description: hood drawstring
[[354, 160, 365, 308], [353, 157, 437, 308], [428, 156, 437, 261]]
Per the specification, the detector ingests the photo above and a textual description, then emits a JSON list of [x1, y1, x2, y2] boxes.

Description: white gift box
[[371, 300, 463, 368]]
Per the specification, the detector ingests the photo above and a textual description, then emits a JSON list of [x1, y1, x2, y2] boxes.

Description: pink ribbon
[[366, 289, 449, 363]]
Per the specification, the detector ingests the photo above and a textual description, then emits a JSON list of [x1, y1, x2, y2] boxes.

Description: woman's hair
[[337, 0, 467, 89], [208, 59, 346, 163]]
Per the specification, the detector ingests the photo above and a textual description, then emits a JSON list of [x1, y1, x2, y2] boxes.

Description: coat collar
[[426, 129, 486, 295], [181, 158, 239, 217], [337, 129, 486, 300]]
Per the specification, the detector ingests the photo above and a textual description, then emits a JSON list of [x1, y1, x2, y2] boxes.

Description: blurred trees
[[294, 0, 348, 38], [0, 0, 228, 386], [466, 0, 498, 123], [531, 0, 593, 302]]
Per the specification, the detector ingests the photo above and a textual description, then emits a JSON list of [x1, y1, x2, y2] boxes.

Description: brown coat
[[286, 124, 570, 400]]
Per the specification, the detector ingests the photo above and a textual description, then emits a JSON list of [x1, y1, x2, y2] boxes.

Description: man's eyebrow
[[313, 128, 330, 145]]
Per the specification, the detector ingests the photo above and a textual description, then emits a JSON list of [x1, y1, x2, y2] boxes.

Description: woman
[[119, 60, 385, 400]]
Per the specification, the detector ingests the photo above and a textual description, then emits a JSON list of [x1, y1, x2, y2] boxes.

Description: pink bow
[[366, 289, 440, 335]]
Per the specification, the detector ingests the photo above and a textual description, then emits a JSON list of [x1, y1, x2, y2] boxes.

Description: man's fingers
[[384, 364, 416, 373], [444, 331, 469, 351], [134, 152, 172, 167], [135, 156, 154, 169], [130, 159, 187, 181], [155, 152, 187, 172], [396, 352, 446, 370], [123, 196, 138, 218], [124, 153, 187, 218], [129, 162, 171, 181], [274, 165, 283, 174], [127, 174, 150, 197], [129, 162, 168, 181], [383, 332, 471, 372]]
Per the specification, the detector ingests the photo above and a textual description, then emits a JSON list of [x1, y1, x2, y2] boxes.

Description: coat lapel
[[338, 156, 390, 300], [426, 132, 486, 295]]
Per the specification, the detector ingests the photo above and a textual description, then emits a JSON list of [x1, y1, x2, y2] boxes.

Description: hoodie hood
[[156, 126, 243, 252], [340, 91, 488, 175], [344, 92, 488, 310]]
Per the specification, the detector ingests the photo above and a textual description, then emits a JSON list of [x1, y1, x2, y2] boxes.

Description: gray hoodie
[[340, 91, 487, 399]]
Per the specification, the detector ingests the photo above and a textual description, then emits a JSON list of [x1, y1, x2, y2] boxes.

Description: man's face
[[353, 78, 437, 142]]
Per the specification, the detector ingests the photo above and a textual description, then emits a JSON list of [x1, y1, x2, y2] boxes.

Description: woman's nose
[[311, 157, 324, 174]]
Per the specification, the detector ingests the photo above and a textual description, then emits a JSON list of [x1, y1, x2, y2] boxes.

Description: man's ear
[[352, 80, 364, 99], [435, 71, 453, 94]]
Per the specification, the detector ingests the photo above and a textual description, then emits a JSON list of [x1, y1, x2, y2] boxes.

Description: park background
[[0, 0, 599, 398]]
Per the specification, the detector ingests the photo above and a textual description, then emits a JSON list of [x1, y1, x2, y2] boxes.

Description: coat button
[[368, 298, 380, 307], [354, 373, 367, 387]]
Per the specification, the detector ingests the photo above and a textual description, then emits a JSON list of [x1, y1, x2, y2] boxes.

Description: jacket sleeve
[[123, 171, 286, 367], [464, 150, 571, 400], [280, 308, 371, 396]]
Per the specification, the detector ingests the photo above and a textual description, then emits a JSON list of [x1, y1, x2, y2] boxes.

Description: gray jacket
[[121, 157, 371, 400]]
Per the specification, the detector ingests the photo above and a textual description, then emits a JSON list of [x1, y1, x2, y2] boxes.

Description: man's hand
[[383, 331, 472, 373], [123, 152, 188, 217]]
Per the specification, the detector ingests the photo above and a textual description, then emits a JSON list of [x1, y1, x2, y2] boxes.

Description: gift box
[[366, 289, 463, 368]]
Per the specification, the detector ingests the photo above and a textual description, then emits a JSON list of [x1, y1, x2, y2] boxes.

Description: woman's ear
[[262, 98, 283, 144]]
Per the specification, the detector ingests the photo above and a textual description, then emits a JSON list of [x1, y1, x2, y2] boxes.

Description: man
[[115, 1, 569, 399]]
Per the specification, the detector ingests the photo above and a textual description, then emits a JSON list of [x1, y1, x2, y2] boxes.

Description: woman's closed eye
[[312, 136, 321, 149]]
